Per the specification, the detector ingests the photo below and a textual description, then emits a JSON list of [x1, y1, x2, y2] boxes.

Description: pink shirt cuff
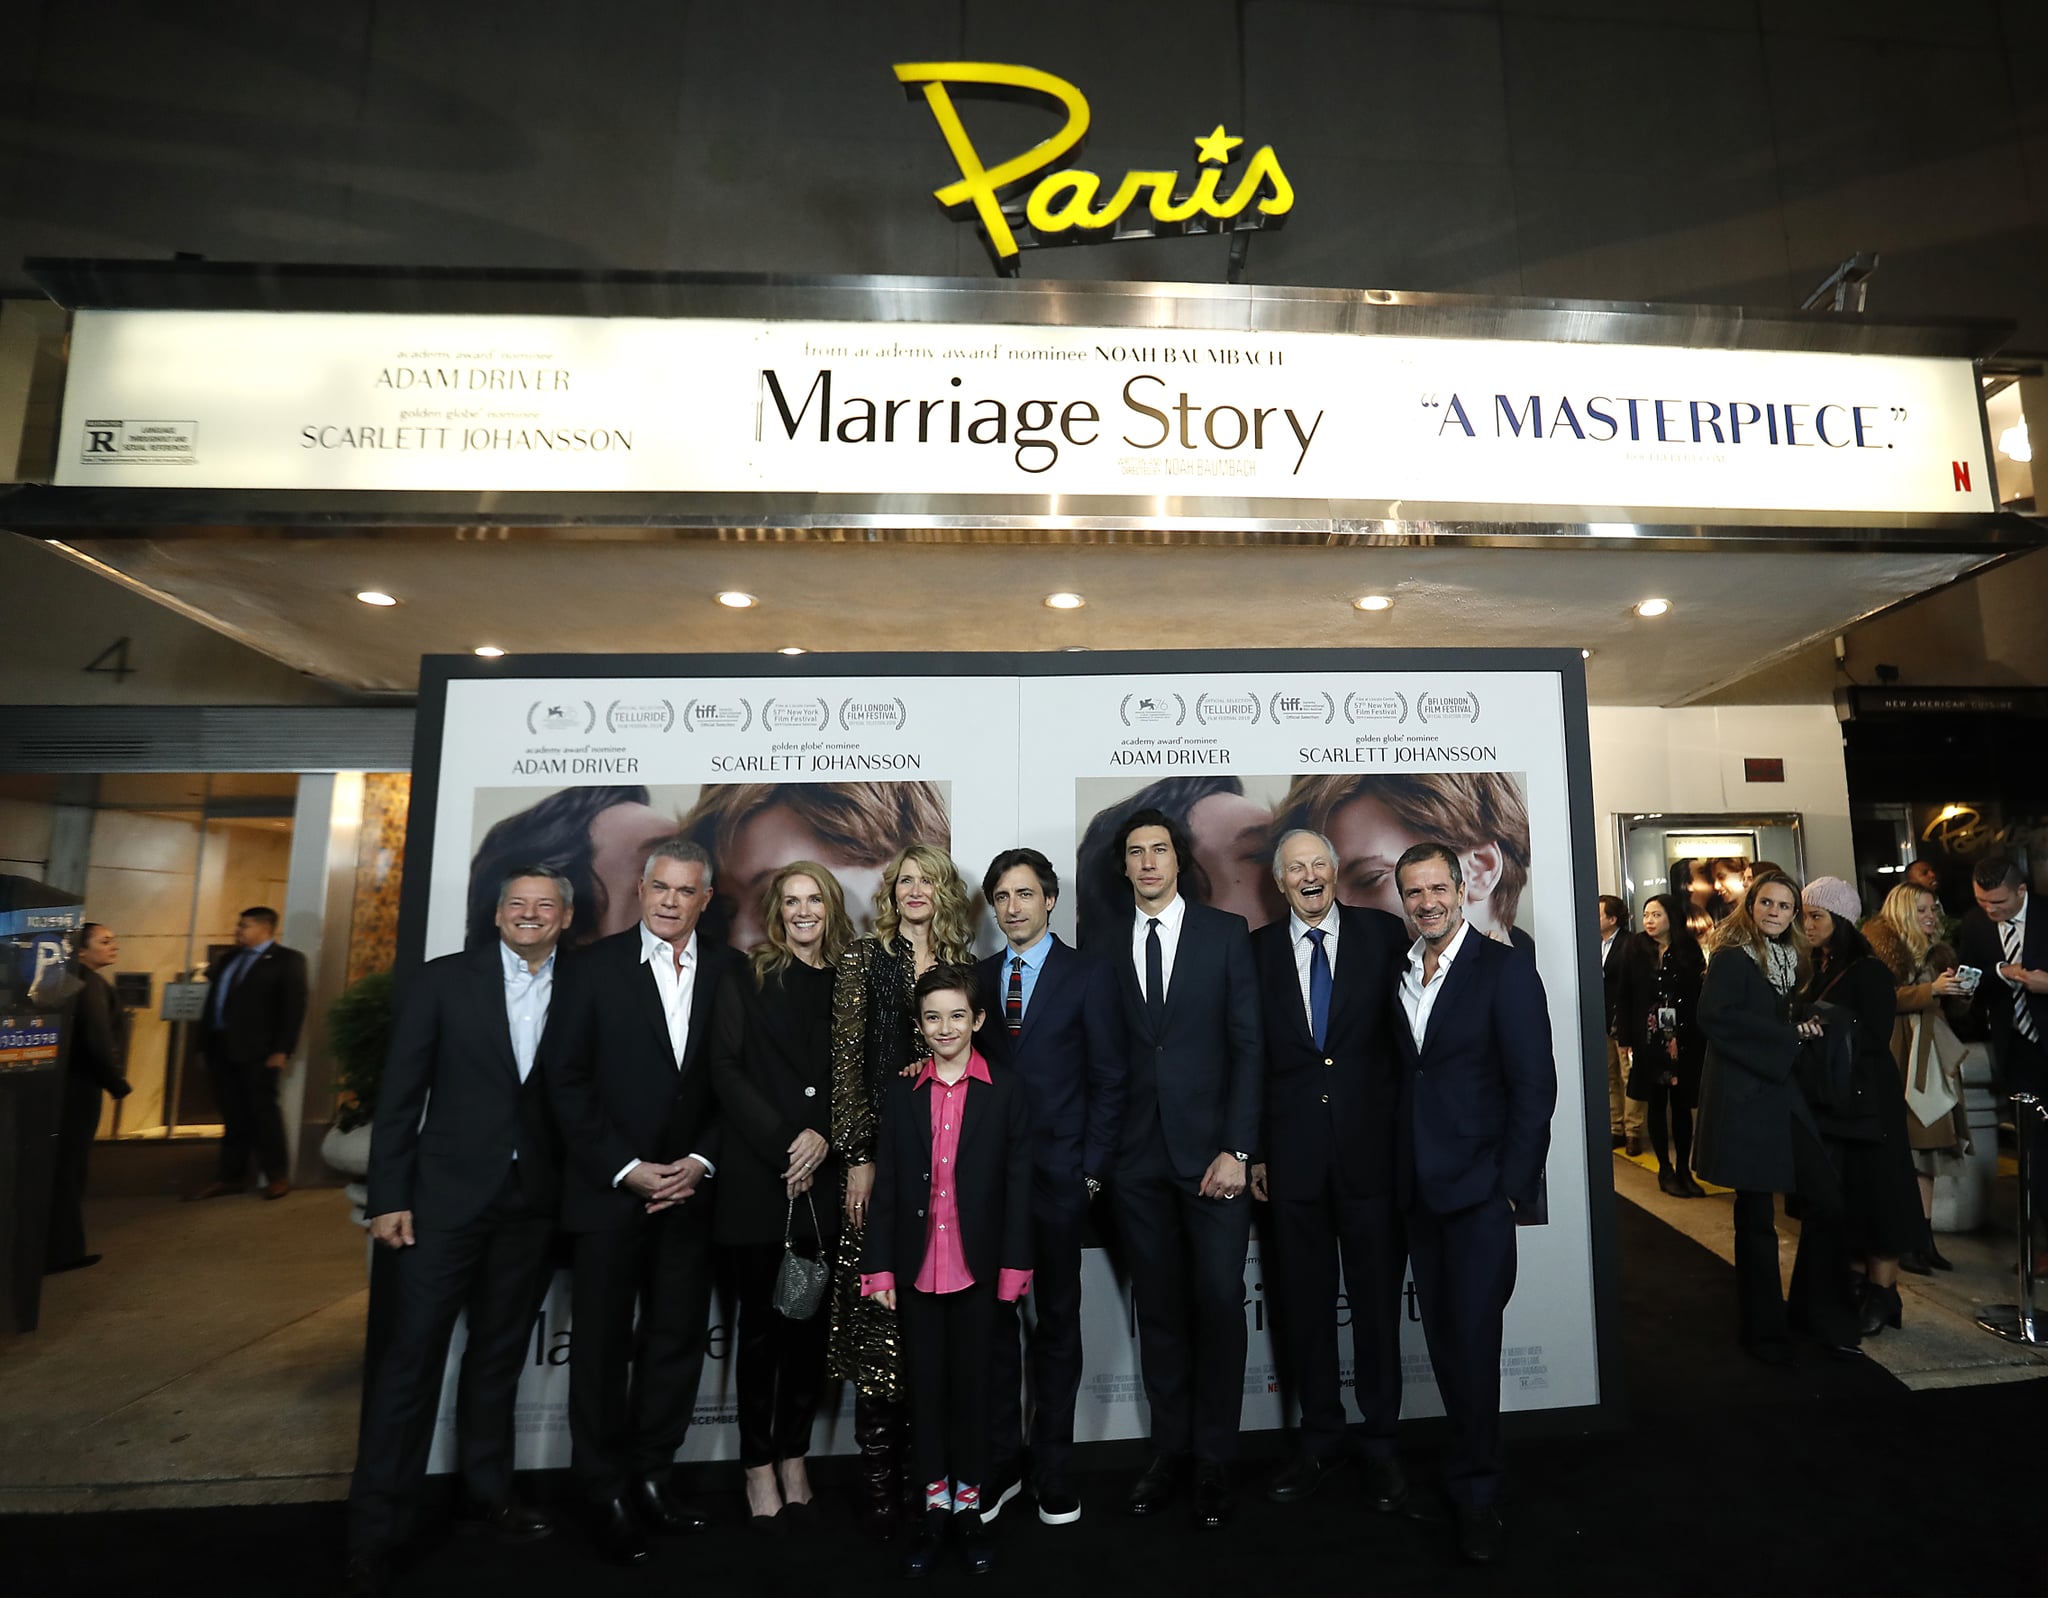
[[860, 1272, 895, 1296], [996, 1269, 1033, 1302]]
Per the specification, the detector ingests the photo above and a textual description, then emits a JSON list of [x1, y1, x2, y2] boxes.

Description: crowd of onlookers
[[1599, 853, 2044, 1361]]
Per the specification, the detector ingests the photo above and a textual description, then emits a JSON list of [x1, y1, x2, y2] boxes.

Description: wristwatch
[[1230, 1150, 1250, 1164], [1083, 1175, 1103, 1199]]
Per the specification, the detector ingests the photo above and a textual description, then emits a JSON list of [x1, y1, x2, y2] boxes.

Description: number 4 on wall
[[84, 637, 137, 682]]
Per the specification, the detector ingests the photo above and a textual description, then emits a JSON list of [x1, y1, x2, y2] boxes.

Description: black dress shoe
[[1193, 1463, 1232, 1529], [341, 1550, 393, 1598], [1362, 1454, 1408, 1513], [1898, 1250, 1933, 1276], [1656, 1168, 1688, 1197], [1926, 1240, 1954, 1271], [589, 1498, 649, 1566], [1457, 1503, 1506, 1564], [43, 1254, 101, 1275], [902, 1509, 947, 1578], [1266, 1451, 1343, 1504], [959, 1511, 995, 1575], [1676, 1170, 1707, 1198], [456, 1496, 554, 1542], [632, 1474, 708, 1534], [1126, 1454, 1182, 1516]]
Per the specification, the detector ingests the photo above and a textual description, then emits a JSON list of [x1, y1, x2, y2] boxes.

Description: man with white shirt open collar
[[1392, 841, 1555, 1567], [346, 868, 576, 1598], [549, 837, 745, 1565]]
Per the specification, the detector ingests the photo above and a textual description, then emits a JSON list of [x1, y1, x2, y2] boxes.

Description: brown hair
[[874, 844, 978, 964], [681, 781, 950, 870], [1275, 773, 1531, 930], [751, 860, 856, 982], [1707, 868, 1812, 985]]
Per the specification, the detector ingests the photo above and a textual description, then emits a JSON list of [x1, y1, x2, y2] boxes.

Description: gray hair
[[1271, 827, 1340, 884], [497, 866, 574, 910], [643, 836, 715, 885]]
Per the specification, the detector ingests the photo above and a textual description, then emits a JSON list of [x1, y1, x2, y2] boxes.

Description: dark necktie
[[1306, 926, 1332, 1050], [1145, 918, 1166, 1033], [212, 949, 254, 1026], [1007, 955, 1024, 1037], [2003, 919, 2039, 1043]]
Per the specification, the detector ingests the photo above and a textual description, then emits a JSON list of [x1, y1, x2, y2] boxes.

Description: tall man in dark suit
[[974, 847, 1126, 1527], [549, 837, 743, 1565], [345, 869, 574, 1598], [1110, 808, 1263, 1530], [1958, 854, 2048, 1248], [188, 905, 308, 1201], [1392, 842, 1555, 1565], [1248, 829, 1409, 1511]]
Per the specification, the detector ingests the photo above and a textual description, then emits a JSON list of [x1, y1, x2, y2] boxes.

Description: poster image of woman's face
[[1327, 792, 1508, 940], [586, 800, 685, 938], [717, 802, 889, 952]]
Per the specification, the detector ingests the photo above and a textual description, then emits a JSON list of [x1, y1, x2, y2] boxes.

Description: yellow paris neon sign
[[893, 61, 1295, 269]]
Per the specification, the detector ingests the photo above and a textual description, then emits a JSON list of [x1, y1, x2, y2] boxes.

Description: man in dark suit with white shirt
[[188, 906, 308, 1201], [1392, 842, 1555, 1565], [974, 847, 1126, 1527], [549, 838, 743, 1565], [345, 868, 573, 1598], [1957, 854, 2048, 1255], [1110, 808, 1263, 1530], [1248, 828, 1410, 1512]]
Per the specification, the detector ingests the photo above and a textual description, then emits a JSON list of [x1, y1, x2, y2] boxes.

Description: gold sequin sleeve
[[831, 937, 878, 1167]]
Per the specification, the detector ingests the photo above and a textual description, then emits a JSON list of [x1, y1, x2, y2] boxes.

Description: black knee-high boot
[[854, 1392, 905, 1543]]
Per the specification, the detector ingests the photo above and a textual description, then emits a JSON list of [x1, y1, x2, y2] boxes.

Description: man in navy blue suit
[[1391, 842, 1555, 1565], [1249, 828, 1410, 1513], [975, 848, 1126, 1528]]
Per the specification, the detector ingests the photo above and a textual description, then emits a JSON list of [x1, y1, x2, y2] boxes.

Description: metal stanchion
[[1976, 1091, 2047, 1347]]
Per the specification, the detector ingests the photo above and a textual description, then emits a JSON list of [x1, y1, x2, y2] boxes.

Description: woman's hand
[[1666, 1038, 1679, 1061], [845, 1160, 875, 1227], [1930, 969, 1964, 997], [1796, 1017, 1823, 1039], [782, 1129, 828, 1185]]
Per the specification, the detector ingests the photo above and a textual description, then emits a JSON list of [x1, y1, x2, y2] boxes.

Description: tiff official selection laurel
[[1343, 691, 1409, 726], [683, 697, 755, 733], [605, 699, 676, 734], [838, 697, 908, 732], [526, 699, 597, 736], [1415, 689, 1482, 725], [1121, 691, 1188, 728], [1268, 689, 1336, 725], [762, 697, 832, 732]]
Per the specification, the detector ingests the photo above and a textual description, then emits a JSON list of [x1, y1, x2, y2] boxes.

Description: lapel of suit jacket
[[628, 933, 677, 1063], [468, 942, 520, 1080], [1116, 923, 1154, 1042], [1014, 938, 1063, 1050], [1269, 922, 1316, 1050], [1420, 930, 1482, 1060], [679, 944, 721, 1075], [955, 1060, 989, 1166]]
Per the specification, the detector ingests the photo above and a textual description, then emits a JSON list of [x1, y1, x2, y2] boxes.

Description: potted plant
[[319, 968, 393, 1223]]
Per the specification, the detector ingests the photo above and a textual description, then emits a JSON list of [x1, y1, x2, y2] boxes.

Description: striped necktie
[[1006, 956, 1024, 1037], [2002, 919, 2039, 1043]]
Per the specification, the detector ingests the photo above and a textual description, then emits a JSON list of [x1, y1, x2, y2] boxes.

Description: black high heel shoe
[[1656, 1168, 1687, 1197], [1926, 1240, 1954, 1271], [1857, 1282, 1903, 1337]]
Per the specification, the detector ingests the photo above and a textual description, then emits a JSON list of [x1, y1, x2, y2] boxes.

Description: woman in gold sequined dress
[[829, 843, 977, 1541]]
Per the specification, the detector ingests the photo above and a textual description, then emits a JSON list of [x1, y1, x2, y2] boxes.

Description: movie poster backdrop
[[403, 652, 1613, 1469]]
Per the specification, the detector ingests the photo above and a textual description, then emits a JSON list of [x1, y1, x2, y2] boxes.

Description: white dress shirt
[[1400, 919, 1473, 1052], [501, 939, 554, 1084], [1599, 931, 1616, 969], [1131, 893, 1188, 1004], [1291, 908, 1340, 1032], [615, 923, 714, 1188]]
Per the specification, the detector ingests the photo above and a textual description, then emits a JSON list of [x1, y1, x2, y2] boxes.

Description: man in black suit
[[549, 837, 742, 1564], [974, 847, 1126, 1527], [345, 869, 573, 1598], [1958, 854, 2048, 1245], [1597, 895, 1633, 1150], [1248, 829, 1409, 1511], [1110, 807, 1263, 1529], [188, 905, 308, 1201], [1392, 842, 1555, 1565]]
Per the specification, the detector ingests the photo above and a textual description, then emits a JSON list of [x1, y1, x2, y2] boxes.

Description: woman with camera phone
[[1695, 872, 1861, 1363], [1615, 892, 1707, 1198]]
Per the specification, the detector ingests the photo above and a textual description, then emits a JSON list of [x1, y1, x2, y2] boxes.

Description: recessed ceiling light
[[1581, 648, 1594, 659], [1634, 598, 1671, 618], [1354, 594, 1393, 612], [778, 646, 807, 656], [355, 590, 398, 607], [716, 590, 758, 609], [474, 645, 505, 658], [1044, 591, 1086, 610]]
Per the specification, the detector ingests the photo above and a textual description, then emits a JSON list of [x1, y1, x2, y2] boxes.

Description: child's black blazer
[[862, 1057, 1035, 1288]]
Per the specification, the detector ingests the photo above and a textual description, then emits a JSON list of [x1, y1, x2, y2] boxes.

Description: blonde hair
[[752, 861, 855, 982], [1275, 773, 1531, 930], [1879, 882, 1934, 969], [873, 844, 977, 964], [1708, 869, 1812, 986], [681, 782, 950, 868]]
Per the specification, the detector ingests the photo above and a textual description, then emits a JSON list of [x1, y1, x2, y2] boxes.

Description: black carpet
[[5, 1198, 2042, 1598]]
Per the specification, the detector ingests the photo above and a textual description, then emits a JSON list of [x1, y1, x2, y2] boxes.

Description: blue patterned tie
[[1307, 926, 1332, 1050]]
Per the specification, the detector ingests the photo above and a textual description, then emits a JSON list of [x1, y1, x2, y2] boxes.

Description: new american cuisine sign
[[56, 308, 1995, 519]]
